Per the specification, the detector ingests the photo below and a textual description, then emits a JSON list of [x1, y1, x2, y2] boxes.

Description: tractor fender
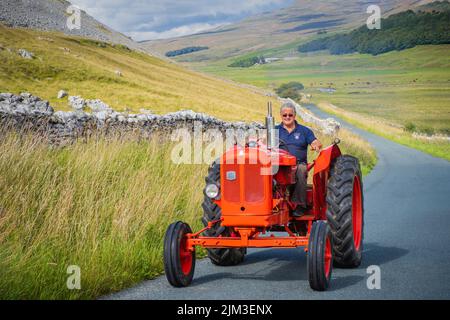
[[313, 144, 342, 176], [311, 144, 342, 219]]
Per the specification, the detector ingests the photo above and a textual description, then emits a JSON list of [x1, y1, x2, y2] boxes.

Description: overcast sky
[[70, 0, 293, 41]]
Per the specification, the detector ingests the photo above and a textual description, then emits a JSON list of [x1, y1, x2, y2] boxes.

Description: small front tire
[[307, 220, 333, 291], [163, 221, 195, 287]]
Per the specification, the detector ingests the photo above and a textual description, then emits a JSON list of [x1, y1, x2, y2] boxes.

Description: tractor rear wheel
[[307, 220, 333, 291], [163, 221, 195, 287], [201, 160, 246, 266], [326, 155, 364, 268]]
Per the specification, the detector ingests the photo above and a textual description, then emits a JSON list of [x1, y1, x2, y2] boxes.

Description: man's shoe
[[292, 205, 307, 217]]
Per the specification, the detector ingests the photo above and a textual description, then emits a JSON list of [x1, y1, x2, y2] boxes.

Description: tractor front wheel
[[163, 221, 195, 287], [307, 220, 333, 291]]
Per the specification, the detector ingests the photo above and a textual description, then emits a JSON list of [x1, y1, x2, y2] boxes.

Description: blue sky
[[70, 0, 293, 41]]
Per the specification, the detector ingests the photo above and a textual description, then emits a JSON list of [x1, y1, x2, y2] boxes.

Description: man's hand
[[310, 139, 323, 152]]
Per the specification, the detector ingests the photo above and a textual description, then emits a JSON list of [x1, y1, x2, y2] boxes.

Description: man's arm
[[310, 139, 322, 152]]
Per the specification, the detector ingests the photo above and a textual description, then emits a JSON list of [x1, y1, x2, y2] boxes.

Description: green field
[[191, 45, 450, 159]]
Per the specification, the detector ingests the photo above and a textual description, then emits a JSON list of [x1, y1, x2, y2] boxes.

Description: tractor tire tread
[[326, 155, 364, 268]]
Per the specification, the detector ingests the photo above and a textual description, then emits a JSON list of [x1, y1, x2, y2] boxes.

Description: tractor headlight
[[205, 184, 219, 199]]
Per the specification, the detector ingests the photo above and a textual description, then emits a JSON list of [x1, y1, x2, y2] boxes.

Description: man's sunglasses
[[282, 114, 294, 118]]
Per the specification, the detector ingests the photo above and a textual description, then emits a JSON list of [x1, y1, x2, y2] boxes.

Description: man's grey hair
[[280, 101, 297, 115]]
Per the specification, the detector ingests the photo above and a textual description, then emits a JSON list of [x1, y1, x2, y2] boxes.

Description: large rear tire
[[307, 220, 333, 291], [163, 221, 195, 287], [326, 155, 364, 268], [201, 160, 246, 266]]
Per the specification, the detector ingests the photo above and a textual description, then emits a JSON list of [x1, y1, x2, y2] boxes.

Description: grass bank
[[317, 102, 450, 161], [0, 132, 208, 299], [0, 124, 375, 299]]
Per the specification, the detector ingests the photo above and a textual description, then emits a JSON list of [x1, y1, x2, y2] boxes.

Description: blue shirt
[[276, 121, 316, 164]]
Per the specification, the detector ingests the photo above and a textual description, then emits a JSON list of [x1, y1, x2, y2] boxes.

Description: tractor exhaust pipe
[[266, 101, 275, 150]]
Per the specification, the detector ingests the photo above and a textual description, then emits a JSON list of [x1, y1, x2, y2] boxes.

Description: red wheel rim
[[179, 236, 193, 276], [352, 175, 363, 251], [324, 236, 332, 277]]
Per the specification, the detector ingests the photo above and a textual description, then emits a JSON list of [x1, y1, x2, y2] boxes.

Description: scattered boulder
[[57, 90, 68, 99], [68, 96, 86, 111], [18, 49, 34, 59], [85, 99, 112, 113]]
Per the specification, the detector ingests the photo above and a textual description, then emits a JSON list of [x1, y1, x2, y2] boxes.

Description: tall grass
[[0, 126, 375, 299], [0, 132, 207, 299]]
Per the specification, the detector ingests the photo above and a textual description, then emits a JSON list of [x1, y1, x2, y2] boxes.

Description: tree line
[[165, 46, 209, 57], [298, 8, 450, 56]]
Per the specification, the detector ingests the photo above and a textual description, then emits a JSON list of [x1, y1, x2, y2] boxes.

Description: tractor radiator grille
[[223, 164, 264, 203]]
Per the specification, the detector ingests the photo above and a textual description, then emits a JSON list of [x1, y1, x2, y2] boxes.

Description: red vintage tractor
[[164, 103, 364, 291]]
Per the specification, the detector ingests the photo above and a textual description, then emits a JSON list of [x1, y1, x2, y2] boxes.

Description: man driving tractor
[[276, 101, 323, 217], [164, 101, 364, 291]]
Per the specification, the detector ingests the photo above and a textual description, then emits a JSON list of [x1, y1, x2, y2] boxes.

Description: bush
[[275, 82, 304, 100], [404, 122, 417, 132], [228, 56, 266, 68]]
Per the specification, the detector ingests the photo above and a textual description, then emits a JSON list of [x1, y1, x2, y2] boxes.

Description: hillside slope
[[0, 0, 138, 49], [0, 25, 278, 122], [141, 0, 434, 62]]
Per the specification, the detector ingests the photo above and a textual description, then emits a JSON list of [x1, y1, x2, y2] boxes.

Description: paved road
[[106, 104, 450, 299]]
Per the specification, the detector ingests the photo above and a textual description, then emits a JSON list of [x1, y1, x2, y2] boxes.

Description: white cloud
[[69, 0, 292, 40], [127, 23, 231, 41]]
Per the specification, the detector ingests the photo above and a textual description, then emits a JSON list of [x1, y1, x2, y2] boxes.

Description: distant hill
[[0, 0, 138, 49], [414, 0, 450, 11], [141, 0, 435, 62], [298, 4, 450, 56]]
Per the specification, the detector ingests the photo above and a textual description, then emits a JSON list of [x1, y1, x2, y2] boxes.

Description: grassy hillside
[[193, 44, 450, 160], [0, 25, 279, 122]]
